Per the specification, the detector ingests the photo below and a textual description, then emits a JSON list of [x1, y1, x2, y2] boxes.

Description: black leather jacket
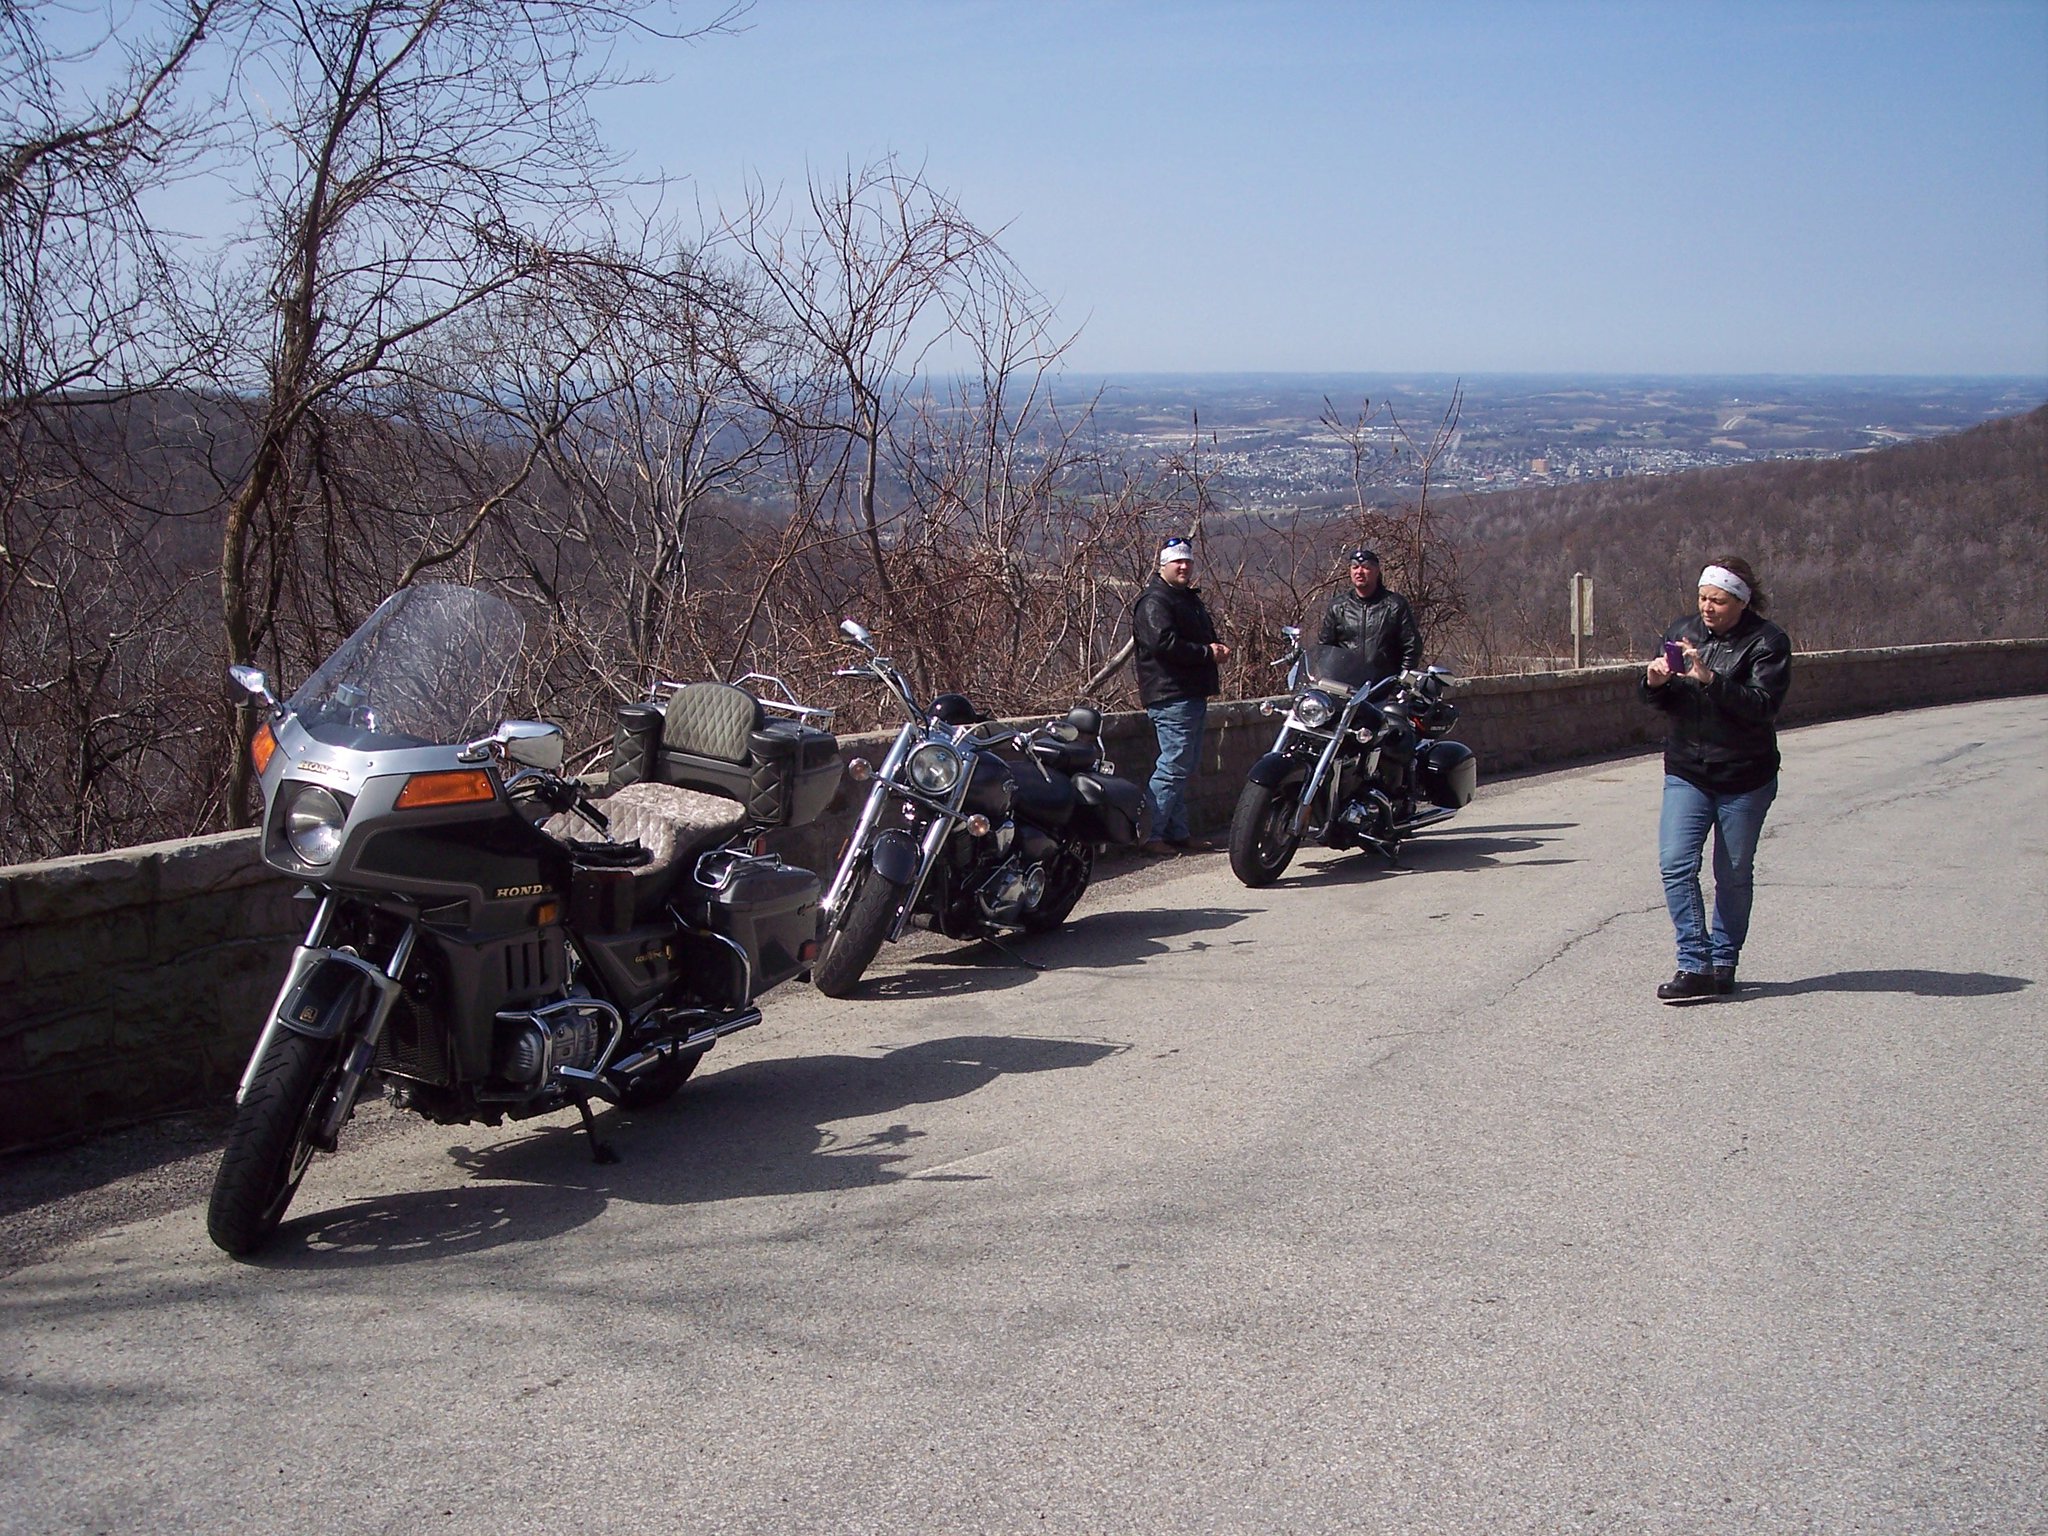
[[1318, 586, 1423, 684], [1641, 609, 1793, 794], [1132, 575, 1221, 707]]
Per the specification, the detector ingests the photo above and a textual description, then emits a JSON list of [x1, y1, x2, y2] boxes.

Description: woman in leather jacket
[[1641, 555, 1792, 1003]]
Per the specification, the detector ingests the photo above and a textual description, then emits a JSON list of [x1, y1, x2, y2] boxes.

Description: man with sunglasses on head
[[1318, 547, 1423, 686], [1132, 537, 1231, 854]]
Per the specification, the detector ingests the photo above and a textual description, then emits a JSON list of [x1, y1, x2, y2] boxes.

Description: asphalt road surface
[[4, 698, 2044, 1535]]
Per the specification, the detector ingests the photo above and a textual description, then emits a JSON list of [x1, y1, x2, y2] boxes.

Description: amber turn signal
[[250, 721, 279, 775], [394, 768, 496, 810]]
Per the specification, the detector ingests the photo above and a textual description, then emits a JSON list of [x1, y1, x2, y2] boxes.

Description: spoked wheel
[[811, 861, 908, 998], [1229, 779, 1302, 888], [1022, 844, 1095, 932], [207, 1031, 338, 1257]]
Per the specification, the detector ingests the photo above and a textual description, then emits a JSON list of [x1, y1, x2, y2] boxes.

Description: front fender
[[869, 827, 923, 886], [1246, 750, 1311, 790], [276, 954, 380, 1041]]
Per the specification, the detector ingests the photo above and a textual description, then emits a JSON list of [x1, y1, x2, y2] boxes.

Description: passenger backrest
[[661, 681, 762, 764]]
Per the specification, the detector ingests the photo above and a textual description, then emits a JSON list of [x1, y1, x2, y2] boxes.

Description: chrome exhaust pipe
[[1392, 807, 1458, 835], [610, 1005, 765, 1080]]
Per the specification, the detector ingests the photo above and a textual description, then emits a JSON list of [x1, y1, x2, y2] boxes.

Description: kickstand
[[572, 1095, 620, 1165], [984, 934, 1047, 972]]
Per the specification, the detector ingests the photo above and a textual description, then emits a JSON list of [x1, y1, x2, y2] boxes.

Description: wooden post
[[1569, 572, 1593, 669]]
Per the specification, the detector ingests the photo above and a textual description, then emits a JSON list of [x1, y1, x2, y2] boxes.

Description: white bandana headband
[[1698, 565, 1751, 604]]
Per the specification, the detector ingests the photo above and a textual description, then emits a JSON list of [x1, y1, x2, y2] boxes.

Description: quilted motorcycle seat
[[586, 781, 748, 866], [662, 681, 761, 762], [547, 782, 750, 921]]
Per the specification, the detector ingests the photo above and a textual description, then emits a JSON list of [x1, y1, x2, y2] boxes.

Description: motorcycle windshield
[[287, 584, 526, 749], [1303, 644, 1382, 694]]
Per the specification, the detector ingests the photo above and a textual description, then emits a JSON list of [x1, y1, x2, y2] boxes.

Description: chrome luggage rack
[[654, 671, 835, 731]]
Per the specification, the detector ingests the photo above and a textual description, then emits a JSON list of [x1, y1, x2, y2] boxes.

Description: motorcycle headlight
[[1293, 689, 1336, 729], [906, 741, 964, 796], [284, 783, 350, 866]]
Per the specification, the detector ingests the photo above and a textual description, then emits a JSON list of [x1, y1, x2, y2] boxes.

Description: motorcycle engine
[[974, 857, 1047, 926], [495, 1004, 605, 1088]]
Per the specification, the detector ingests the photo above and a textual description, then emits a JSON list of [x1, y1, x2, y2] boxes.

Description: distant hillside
[[1439, 405, 2047, 667]]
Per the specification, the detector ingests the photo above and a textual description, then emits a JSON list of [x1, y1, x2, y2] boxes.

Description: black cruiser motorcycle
[[208, 584, 840, 1256], [1228, 626, 1477, 888], [810, 619, 1146, 997]]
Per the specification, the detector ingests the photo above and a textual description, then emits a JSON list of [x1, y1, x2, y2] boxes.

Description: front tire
[[811, 862, 907, 998], [207, 1031, 336, 1257], [1229, 779, 1302, 887]]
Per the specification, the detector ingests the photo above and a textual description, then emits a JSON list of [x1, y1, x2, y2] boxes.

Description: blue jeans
[[1146, 697, 1208, 842], [1658, 774, 1777, 974]]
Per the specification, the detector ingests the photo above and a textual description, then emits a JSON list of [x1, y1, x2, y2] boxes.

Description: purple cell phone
[[1662, 640, 1686, 673]]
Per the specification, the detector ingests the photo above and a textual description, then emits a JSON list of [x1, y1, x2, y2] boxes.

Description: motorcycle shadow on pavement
[[262, 1181, 607, 1268], [839, 903, 1257, 1000], [260, 1035, 1123, 1263], [1269, 824, 1575, 888]]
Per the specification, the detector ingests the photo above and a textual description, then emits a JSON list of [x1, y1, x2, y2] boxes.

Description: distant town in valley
[[1049, 374, 2048, 506]]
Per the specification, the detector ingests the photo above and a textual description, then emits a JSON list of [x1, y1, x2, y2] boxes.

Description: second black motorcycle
[[811, 619, 1147, 996], [1228, 626, 1478, 887]]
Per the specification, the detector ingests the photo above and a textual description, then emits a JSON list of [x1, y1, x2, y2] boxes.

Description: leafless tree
[[722, 156, 1028, 629], [0, 3, 235, 861], [206, 0, 740, 819], [1315, 386, 1468, 649]]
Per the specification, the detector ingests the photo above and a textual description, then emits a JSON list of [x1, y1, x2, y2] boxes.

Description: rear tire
[[1022, 844, 1094, 932], [1229, 779, 1301, 888], [811, 862, 906, 998], [207, 1031, 336, 1258]]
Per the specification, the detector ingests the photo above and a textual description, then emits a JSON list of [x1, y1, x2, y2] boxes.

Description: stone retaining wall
[[5, 638, 2044, 1153]]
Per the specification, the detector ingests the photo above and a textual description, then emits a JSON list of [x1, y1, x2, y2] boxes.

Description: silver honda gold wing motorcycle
[[209, 584, 840, 1256], [1228, 626, 1476, 887], [810, 619, 1146, 997]]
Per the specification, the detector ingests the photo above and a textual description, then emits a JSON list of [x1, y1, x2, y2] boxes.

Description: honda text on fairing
[[208, 584, 842, 1256], [1228, 627, 1477, 887], [809, 619, 1147, 997]]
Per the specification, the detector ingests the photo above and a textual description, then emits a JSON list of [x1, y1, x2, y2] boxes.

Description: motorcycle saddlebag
[[1417, 739, 1477, 809], [678, 855, 822, 999], [567, 838, 655, 936], [1070, 772, 1147, 845], [654, 682, 843, 827]]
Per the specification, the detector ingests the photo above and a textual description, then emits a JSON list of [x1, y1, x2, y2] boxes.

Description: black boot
[[1657, 970, 1719, 1005], [1712, 965, 1737, 995]]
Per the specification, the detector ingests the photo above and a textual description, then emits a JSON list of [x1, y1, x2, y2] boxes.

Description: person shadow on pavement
[[1732, 968, 2031, 1000]]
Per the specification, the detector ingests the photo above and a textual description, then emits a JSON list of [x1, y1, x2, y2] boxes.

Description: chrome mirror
[[228, 664, 280, 714], [496, 720, 565, 772], [839, 618, 875, 650]]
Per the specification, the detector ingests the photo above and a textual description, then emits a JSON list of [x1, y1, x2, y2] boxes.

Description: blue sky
[[601, 0, 2048, 377]]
